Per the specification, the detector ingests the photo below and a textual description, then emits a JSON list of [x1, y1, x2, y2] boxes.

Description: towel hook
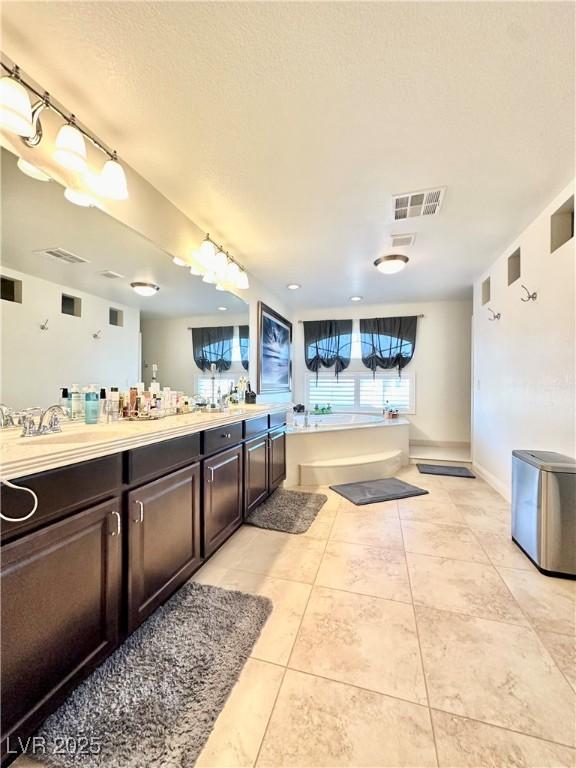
[[487, 308, 501, 321], [520, 285, 537, 302], [92, 330, 102, 340], [39, 319, 49, 330]]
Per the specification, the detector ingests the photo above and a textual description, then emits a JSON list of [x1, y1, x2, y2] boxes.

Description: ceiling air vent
[[99, 270, 125, 279], [393, 188, 445, 220], [35, 247, 90, 265], [391, 233, 416, 248]]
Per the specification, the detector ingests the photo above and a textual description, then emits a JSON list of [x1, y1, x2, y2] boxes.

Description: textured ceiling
[[1, 2, 574, 309]]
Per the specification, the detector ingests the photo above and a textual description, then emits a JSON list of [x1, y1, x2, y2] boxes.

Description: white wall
[[293, 300, 472, 444], [1, 268, 140, 410], [141, 313, 249, 393], [472, 181, 575, 499]]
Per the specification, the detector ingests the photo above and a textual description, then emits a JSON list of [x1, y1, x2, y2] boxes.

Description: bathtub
[[285, 412, 410, 486]]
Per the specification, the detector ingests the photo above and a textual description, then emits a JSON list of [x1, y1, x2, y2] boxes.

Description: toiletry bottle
[[109, 387, 120, 421], [69, 385, 82, 420], [60, 387, 70, 417], [84, 388, 99, 425], [99, 388, 107, 422]]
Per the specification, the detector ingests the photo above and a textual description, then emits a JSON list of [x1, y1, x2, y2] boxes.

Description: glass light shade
[[96, 157, 128, 200], [17, 158, 51, 181], [64, 187, 96, 207], [236, 269, 250, 290], [54, 123, 87, 172], [130, 282, 159, 297], [375, 257, 408, 274], [202, 271, 218, 284], [172, 256, 187, 267], [0, 76, 33, 136], [198, 238, 217, 267]]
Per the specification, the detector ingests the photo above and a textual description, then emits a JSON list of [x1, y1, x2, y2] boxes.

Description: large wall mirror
[[0, 147, 249, 411]]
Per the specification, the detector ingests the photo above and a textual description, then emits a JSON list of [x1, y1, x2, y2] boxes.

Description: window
[[550, 194, 574, 253], [61, 293, 81, 317], [306, 371, 415, 413], [109, 308, 124, 327], [507, 248, 521, 285], [1, 276, 22, 303], [196, 377, 237, 399]]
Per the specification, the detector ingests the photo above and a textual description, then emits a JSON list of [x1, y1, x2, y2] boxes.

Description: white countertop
[[0, 404, 288, 480]]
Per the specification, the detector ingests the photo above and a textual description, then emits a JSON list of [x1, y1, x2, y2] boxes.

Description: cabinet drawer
[[0, 454, 122, 542], [244, 415, 269, 440], [269, 411, 287, 429], [203, 422, 243, 456], [127, 433, 201, 485]]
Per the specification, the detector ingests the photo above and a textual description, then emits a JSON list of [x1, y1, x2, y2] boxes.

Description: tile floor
[[15, 466, 575, 767], [194, 466, 576, 767]]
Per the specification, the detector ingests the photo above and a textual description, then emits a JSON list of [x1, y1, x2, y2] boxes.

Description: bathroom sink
[[23, 430, 124, 445]]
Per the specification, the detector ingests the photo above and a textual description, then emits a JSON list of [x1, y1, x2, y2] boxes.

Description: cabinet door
[[128, 463, 201, 633], [244, 435, 269, 515], [269, 429, 287, 491], [203, 445, 243, 557], [1, 499, 121, 759]]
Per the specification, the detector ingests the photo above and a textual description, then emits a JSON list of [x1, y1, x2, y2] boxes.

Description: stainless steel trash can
[[512, 450, 576, 578]]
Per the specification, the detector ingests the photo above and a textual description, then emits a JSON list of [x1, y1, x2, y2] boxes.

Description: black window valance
[[304, 319, 353, 379], [192, 326, 234, 372], [360, 316, 417, 375], [239, 325, 249, 371]]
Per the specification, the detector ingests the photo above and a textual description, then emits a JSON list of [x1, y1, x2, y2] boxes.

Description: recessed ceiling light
[[287, 283, 301, 290], [349, 295, 363, 302], [374, 254, 409, 274], [130, 281, 160, 297], [217, 306, 228, 311]]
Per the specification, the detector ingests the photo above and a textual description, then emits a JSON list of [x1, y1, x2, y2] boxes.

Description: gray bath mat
[[36, 582, 272, 767], [330, 477, 429, 505], [418, 463, 476, 478], [246, 488, 327, 534]]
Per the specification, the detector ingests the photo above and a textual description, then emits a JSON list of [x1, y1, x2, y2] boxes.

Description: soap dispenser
[[84, 388, 99, 425]]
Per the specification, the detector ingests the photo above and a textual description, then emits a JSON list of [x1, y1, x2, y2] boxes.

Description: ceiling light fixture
[[217, 306, 228, 311], [374, 254, 409, 274], [287, 283, 301, 290], [64, 187, 96, 207], [54, 118, 87, 172], [0, 58, 129, 200], [130, 282, 160, 297], [0, 68, 33, 136], [17, 157, 50, 181], [349, 295, 363, 302], [173, 256, 187, 267], [187, 233, 250, 291]]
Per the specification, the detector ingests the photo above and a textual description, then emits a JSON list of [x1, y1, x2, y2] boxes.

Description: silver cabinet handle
[[111, 511, 121, 536], [135, 500, 144, 523], [221, 432, 232, 439], [208, 467, 215, 483], [248, 440, 267, 452]]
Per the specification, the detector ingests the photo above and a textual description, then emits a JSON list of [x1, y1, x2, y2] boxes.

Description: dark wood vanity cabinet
[[269, 428, 287, 490], [203, 444, 243, 556], [244, 434, 270, 514], [127, 464, 201, 633], [1, 499, 122, 759]]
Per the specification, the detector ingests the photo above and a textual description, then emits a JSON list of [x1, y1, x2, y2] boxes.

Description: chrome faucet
[[21, 405, 68, 437], [0, 404, 16, 428]]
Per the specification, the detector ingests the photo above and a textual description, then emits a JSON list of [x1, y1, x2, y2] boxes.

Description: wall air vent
[[99, 270, 125, 279], [35, 247, 89, 265], [390, 233, 416, 248], [393, 188, 445, 220]]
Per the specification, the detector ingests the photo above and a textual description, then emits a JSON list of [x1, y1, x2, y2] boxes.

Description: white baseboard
[[472, 461, 511, 503]]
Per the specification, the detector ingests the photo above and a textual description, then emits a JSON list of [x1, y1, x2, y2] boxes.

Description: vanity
[[0, 405, 287, 761]]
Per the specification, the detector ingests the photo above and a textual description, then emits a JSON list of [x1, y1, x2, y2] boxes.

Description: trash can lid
[[512, 450, 576, 473]]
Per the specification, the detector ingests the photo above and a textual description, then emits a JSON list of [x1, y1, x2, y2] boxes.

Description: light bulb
[[54, 122, 87, 172], [64, 187, 96, 207], [236, 269, 250, 290], [17, 158, 50, 182], [95, 155, 128, 200], [0, 75, 33, 136]]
